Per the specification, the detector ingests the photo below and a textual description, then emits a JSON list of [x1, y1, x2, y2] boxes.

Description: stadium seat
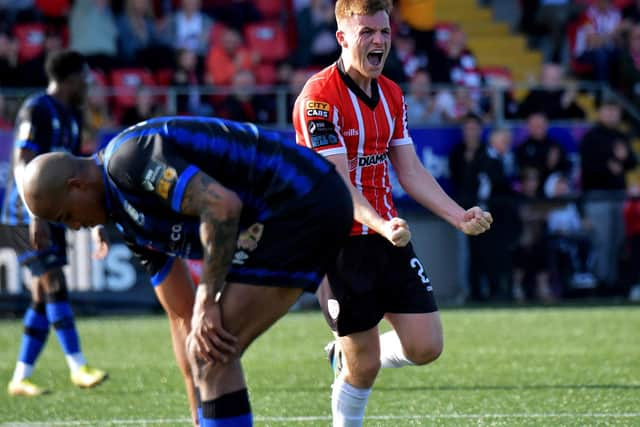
[[154, 68, 174, 86], [110, 68, 155, 110], [13, 23, 46, 63], [244, 21, 289, 63], [254, 0, 285, 19]]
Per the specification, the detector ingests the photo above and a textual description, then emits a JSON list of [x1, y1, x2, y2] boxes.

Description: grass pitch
[[0, 306, 639, 426]]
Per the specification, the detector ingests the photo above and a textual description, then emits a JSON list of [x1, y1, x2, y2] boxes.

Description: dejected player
[[20, 116, 353, 427]]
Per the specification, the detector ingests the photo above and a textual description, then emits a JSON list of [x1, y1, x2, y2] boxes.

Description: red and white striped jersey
[[293, 62, 413, 236]]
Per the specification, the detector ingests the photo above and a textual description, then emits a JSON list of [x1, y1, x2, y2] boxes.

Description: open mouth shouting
[[367, 49, 385, 68]]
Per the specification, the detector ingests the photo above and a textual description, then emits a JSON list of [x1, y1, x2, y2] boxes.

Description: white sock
[[66, 352, 86, 374], [12, 361, 33, 382], [331, 378, 371, 427], [379, 331, 415, 368]]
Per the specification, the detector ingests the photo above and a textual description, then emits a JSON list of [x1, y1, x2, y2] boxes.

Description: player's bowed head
[[22, 152, 108, 229]]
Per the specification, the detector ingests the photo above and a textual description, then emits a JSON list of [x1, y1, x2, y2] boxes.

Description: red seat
[[13, 23, 46, 63], [254, 0, 285, 19], [480, 66, 513, 86], [110, 68, 155, 110], [254, 63, 277, 85], [154, 68, 174, 86], [244, 21, 289, 63]]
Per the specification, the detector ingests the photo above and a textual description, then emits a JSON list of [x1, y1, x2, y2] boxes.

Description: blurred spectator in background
[[518, 63, 585, 120], [573, 0, 623, 84], [205, 26, 258, 86], [116, 0, 173, 70], [202, 0, 261, 30], [619, 24, 640, 111], [545, 172, 597, 294], [120, 85, 162, 126], [512, 167, 552, 303], [515, 111, 572, 189], [286, 67, 316, 121], [448, 113, 484, 302], [172, 48, 211, 116], [469, 128, 520, 301], [70, 0, 119, 72], [18, 29, 63, 87], [167, 0, 213, 57], [580, 98, 637, 292], [293, 0, 339, 68], [429, 25, 481, 89], [83, 82, 116, 154], [0, 31, 19, 87], [215, 69, 274, 124], [397, 0, 436, 57], [479, 71, 519, 122], [405, 70, 448, 125], [530, 0, 578, 62], [392, 22, 427, 80]]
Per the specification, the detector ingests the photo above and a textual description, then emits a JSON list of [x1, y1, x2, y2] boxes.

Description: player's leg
[[153, 258, 199, 427], [190, 283, 303, 427], [39, 266, 107, 387], [382, 312, 443, 367], [8, 274, 50, 396]]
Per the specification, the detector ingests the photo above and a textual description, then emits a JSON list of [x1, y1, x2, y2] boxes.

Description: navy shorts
[[0, 223, 68, 276], [321, 233, 439, 336], [140, 170, 353, 293]]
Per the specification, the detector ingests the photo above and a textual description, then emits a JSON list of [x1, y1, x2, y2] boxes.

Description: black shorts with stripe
[[320, 233, 439, 336], [0, 223, 68, 276]]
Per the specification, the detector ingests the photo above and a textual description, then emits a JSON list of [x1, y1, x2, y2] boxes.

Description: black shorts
[[142, 169, 353, 293], [0, 223, 68, 276], [321, 233, 438, 336]]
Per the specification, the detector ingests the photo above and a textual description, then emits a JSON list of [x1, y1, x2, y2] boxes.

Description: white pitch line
[[2, 413, 640, 426]]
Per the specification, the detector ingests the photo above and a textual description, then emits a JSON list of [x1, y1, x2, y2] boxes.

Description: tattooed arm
[[181, 171, 242, 363]]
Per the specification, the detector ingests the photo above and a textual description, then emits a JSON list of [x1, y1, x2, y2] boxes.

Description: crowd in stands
[[0, 0, 640, 302]]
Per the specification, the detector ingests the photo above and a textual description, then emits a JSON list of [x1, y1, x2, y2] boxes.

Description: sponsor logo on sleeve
[[142, 161, 178, 199], [307, 120, 339, 148], [305, 100, 330, 119]]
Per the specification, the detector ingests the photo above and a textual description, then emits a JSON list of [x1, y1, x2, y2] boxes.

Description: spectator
[[405, 69, 449, 125], [531, 0, 580, 62], [580, 98, 637, 292], [120, 86, 162, 126], [215, 69, 274, 124], [0, 31, 19, 87], [205, 27, 258, 86], [172, 48, 211, 116], [116, 0, 173, 69], [69, 0, 119, 72], [167, 0, 214, 57], [17, 29, 64, 87], [469, 129, 520, 301], [545, 172, 597, 293], [293, 0, 340, 68], [429, 25, 482, 90], [515, 111, 572, 188], [392, 22, 427, 80], [619, 24, 640, 111], [518, 63, 586, 120], [573, 0, 623, 83], [512, 167, 553, 302], [83, 80, 116, 154]]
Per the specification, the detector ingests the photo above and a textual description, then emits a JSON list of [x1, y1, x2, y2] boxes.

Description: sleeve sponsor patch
[[307, 120, 339, 148], [305, 100, 331, 119], [141, 160, 178, 199]]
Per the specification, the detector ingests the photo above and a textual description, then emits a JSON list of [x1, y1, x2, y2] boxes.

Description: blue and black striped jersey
[[100, 116, 335, 261], [0, 93, 82, 225]]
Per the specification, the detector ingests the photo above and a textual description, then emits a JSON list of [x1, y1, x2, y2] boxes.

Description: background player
[[0, 50, 108, 397], [293, 1, 493, 425], [20, 116, 353, 427]]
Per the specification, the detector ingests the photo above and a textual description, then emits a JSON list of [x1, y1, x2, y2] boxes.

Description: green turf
[[1, 307, 639, 426]]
